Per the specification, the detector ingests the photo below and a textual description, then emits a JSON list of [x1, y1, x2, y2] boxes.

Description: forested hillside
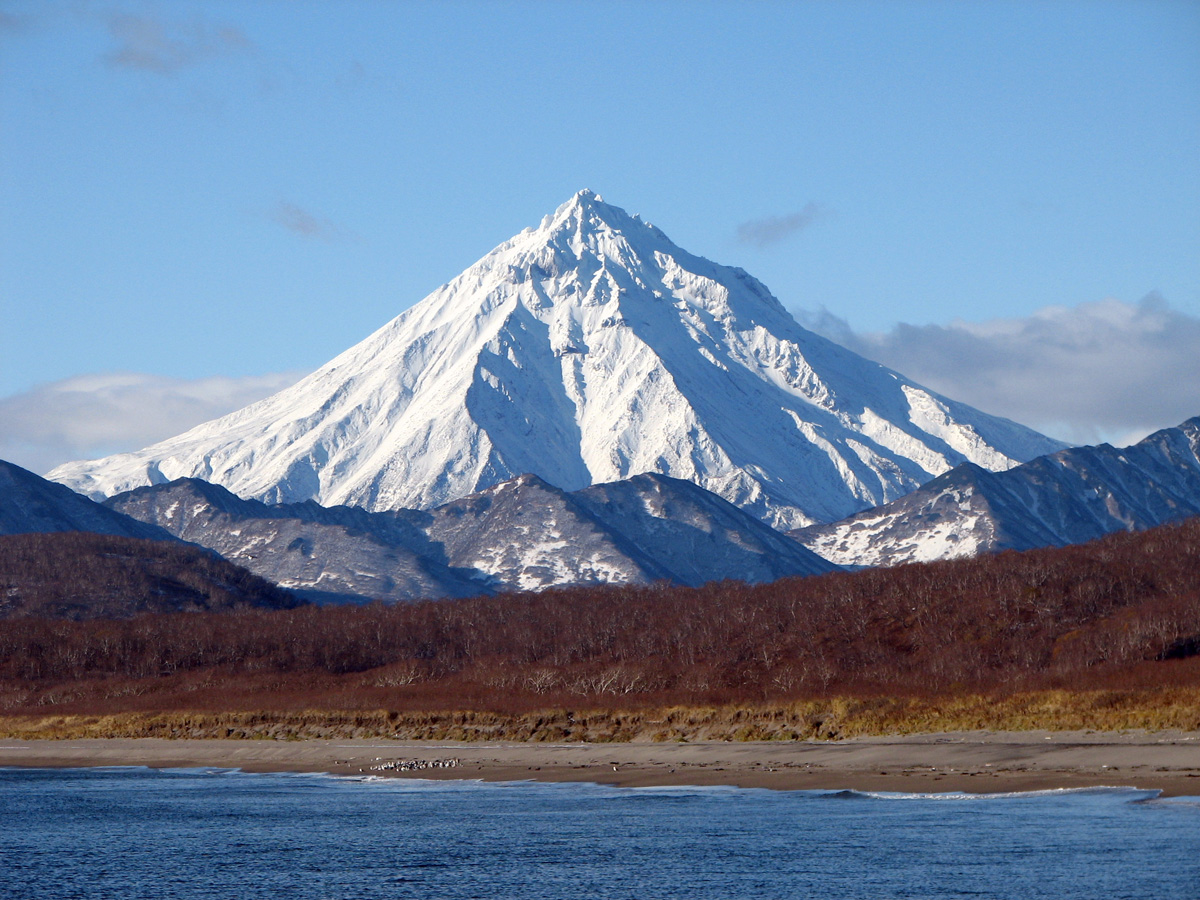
[[1, 520, 1197, 723], [0, 532, 300, 620]]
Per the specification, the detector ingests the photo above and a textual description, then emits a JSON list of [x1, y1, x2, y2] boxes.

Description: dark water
[[1, 768, 1197, 899]]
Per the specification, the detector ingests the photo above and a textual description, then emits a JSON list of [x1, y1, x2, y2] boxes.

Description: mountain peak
[[48, 194, 1066, 528], [534, 188, 641, 242], [563, 188, 606, 213]]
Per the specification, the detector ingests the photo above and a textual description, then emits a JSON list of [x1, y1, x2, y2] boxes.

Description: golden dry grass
[[3, 687, 1197, 742]]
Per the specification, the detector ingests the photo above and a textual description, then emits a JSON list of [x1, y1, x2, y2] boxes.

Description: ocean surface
[[1, 767, 1197, 899]]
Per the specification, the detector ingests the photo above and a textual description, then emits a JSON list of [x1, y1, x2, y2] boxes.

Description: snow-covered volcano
[[50, 191, 1064, 528]]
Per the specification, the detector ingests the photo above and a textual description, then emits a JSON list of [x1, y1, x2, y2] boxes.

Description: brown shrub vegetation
[[1, 518, 1198, 732], [0, 532, 299, 619]]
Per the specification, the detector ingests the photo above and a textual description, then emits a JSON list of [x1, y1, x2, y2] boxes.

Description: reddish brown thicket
[[0, 531, 298, 619], [1, 518, 1198, 713]]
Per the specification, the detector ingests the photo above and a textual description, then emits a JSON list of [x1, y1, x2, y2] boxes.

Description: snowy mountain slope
[[108, 471, 837, 602], [793, 416, 1200, 567], [417, 474, 659, 592], [422, 471, 838, 591], [0, 459, 173, 541], [106, 478, 485, 604], [52, 191, 1064, 528], [572, 473, 836, 587]]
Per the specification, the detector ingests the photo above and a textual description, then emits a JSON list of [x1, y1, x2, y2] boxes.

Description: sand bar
[[2, 731, 1199, 796]]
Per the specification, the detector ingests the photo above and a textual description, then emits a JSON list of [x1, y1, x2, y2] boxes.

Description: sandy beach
[[2, 731, 1198, 796]]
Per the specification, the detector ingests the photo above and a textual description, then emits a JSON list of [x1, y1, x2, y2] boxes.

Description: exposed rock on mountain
[[106, 477, 485, 604], [793, 417, 1200, 567], [572, 473, 833, 587], [108, 472, 838, 602]]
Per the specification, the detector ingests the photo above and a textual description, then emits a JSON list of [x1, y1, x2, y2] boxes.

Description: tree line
[[1, 519, 1197, 712]]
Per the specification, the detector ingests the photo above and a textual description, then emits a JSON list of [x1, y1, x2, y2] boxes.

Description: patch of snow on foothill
[[802, 510, 986, 568], [48, 190, 1065, 528]]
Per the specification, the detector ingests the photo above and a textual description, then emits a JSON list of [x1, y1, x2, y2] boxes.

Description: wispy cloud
[[102, 11, 253, 74], [270, 201, 358, 242], [737, 203, 831, 248], [0, 371, 305, 475], [0, 9, 30, 33], [795, 294, 1200, 447]]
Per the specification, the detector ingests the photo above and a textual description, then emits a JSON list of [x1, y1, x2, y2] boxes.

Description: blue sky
[[2, 0, 1198, 472]]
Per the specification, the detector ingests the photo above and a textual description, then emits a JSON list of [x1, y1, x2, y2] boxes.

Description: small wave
[[819, 789, 862, 800], [817, 786, 1161, 802], [1135, 794, 1200, 809], [326, 772, 492, 792], [628, 784, 749, 793], [6, 764, 232, 777], [622, 784, 764, 801]]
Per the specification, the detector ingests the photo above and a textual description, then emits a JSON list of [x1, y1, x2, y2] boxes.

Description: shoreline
[[2, 731, 1199, 796]]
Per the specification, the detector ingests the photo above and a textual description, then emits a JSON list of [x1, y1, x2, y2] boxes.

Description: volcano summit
[[50, 191, 1063, 528]]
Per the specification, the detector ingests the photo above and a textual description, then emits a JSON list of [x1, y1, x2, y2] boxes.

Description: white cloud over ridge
[[0, 371, 304, 476], [796, 294, 1200, 447]]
